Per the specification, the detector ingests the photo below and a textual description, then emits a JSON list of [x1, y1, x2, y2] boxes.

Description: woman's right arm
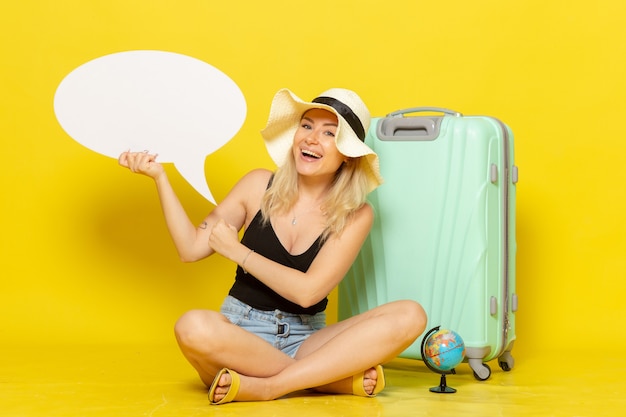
[[118, 150, 212, 261], [152, 169, 212, 262], [118, 151, 270, 263]]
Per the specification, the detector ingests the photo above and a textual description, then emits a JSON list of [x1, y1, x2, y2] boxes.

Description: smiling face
[[292, 108, 345, 181]]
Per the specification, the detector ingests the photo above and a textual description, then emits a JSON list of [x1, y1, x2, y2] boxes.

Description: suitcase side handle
[[387, 107, 463, 117]]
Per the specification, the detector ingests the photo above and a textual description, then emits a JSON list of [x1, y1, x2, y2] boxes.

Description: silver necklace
[[291, 204, 320, 226]]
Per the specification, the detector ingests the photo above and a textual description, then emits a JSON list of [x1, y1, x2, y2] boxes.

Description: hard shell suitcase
[[338, 108, 517, 380]]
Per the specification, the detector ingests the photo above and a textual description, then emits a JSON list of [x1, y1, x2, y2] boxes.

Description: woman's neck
[[296, 175, 333, 203]]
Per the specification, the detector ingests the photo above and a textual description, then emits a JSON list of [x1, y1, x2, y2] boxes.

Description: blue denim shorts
[[220, 295, 326, 358]]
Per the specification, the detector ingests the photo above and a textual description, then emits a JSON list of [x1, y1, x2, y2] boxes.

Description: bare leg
[[209, 300, 426, 402], [174, 309, 296, 386]]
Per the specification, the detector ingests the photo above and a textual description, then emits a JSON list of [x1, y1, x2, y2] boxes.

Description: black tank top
[[228, 210, 328, 314]]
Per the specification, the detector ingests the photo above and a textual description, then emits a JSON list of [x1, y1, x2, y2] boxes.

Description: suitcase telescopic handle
[[378, 107, 460, 140], [387, 107, 463, 117]]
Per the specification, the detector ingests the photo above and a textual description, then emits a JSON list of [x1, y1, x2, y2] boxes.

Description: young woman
[[118, 88, 427, 404]]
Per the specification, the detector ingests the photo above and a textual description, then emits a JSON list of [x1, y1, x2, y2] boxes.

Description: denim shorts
[[220, 295, 326, 358]]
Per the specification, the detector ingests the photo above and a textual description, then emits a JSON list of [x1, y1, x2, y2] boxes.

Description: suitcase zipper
[[491, 117, 512, 349]]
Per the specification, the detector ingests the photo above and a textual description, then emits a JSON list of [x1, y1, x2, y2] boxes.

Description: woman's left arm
[[209, 204, 374, 308]]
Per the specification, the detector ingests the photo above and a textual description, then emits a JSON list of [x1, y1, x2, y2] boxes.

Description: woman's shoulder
[[238, 168, 274, 187], [216, 169, 273, 219], [332, 201, 374, 237], [228, 168, 274, 199], [353, 201, 374, 225]]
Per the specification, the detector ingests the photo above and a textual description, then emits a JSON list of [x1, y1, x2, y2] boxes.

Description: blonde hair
[[260, 152, 371, 242]]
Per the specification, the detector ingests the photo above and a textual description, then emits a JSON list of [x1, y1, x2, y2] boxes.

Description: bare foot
[[361, 367, 379, 396], [209, 369, 273, 403], [312, 367, 379, 395], [210, 372, 232, 403]]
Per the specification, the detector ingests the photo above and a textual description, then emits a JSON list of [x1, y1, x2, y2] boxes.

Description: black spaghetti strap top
[[228, 210, 328, 314]]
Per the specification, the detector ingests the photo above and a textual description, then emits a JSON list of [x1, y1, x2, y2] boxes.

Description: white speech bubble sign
[[54, 50, 247, 204]]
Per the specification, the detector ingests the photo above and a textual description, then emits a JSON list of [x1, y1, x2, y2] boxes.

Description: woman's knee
[[394, 300, 428, 338], [174, 309, 223, 351]]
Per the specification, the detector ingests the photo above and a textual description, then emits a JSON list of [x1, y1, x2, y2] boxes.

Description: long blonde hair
[[260, 152, 371, 241]]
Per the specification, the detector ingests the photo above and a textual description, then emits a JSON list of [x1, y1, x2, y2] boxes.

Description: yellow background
[[1, 0, 625, 358]]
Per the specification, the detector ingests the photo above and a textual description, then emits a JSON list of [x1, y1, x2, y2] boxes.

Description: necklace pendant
[[291, 217, 297, 225]]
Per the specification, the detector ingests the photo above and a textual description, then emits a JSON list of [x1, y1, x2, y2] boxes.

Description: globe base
[[429, 373, 457, 394]]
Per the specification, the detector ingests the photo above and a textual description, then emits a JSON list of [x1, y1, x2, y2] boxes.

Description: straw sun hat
[[261, 88, 383, 192]]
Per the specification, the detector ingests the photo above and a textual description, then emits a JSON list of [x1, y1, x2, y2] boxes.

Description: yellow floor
[[1, 344, 624, 417]]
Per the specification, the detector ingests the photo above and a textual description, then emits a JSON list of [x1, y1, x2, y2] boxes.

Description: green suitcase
[[339, 108, 517, 380]]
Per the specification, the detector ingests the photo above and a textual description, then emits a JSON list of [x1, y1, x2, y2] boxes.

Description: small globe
[[423, 328, 466, 372]]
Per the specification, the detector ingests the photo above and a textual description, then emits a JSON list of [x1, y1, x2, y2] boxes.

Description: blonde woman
[[118, 88, 427, 404]]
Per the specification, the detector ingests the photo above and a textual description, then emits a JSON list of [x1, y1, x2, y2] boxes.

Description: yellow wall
[[1, 0, 625, 356]]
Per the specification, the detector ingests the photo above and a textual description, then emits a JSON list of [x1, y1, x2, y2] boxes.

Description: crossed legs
[[174, 299, 426, 402]]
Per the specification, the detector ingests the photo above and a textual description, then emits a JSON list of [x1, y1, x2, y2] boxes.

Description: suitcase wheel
[[469, 360, 491, 381], [498, 351, 515, 372]]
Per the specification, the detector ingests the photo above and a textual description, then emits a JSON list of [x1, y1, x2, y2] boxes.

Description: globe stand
[[421, 326, 459, 394], [430, 371, 457, 394]]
